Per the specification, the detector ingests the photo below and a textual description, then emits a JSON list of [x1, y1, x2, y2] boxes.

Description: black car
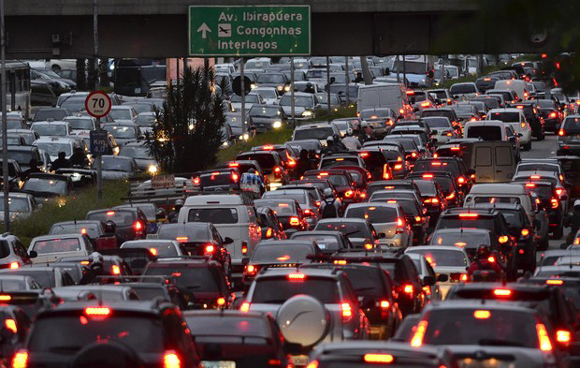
[[410, 156, 474, 192], [247, 105, 288, 133], [254, 199, 309, 234], [290, 230, 354, 255], [18, 300, 199, 368], [85, 208, 148, 242]]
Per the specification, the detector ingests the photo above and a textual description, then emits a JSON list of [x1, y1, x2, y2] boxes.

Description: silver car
[[344, 203, 413, 249]]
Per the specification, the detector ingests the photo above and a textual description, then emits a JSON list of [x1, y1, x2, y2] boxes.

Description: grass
[[11, 180, 130, 246], [217, 105, 358, 162]]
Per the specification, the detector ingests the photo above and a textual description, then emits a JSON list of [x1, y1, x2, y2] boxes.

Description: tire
[[51, 64, 61, 73], [523, 141, 532, 151], [553, 226, 564, 240], [276, 295, 329, 347]]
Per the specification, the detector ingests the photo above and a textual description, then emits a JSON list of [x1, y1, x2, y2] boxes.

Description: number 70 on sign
[[85, 91, 112, 118]]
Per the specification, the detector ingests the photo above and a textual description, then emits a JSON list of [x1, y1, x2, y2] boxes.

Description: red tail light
[[245, 265, 257, 276], [556, 329, 572, 344], [364, 354, 394, 363], [176, 237, 188, 243], [411, 320, 428, 347], [423, 174, 433, 179], [537, 323, 553, 352], [446, 192, 456, 200], [380, 300, 390, 309], [193, 177, 200, 185], [341, 302, 353, 322], [402, 284, 414, 297], [287, 157, 296, 167], [12, 351, 28, 368], [521, 228, 530, 237], [393, 164, 403, 170], [555, 188, 564, 196], [85, 307, 111, 316], [450, 146, 461, 151], [549, 112, 557, 118], [344, 190, 354, 198], [9, 262, 19, 270], [411, 152, 418, 158], [424, 198, 439, 204], [382, 164, 390, 179], [5, 319, 17, 334], [111, 265, 121, 275], [216, 297, 226, 307], [397, 218, 404, 227], [288, 273, 306, 281], [231, 172, 239, 182], [205, 244, 216, 254], [303, 209, 314, 216], [493, 288, 512, 297], [274, 166, 282, 178], [459, 213, 478, 218], [164, 351, 181, 368], [241, 242, 248, 255], [240, 302, 251, 313], [134, 221, 143, 231], [421, 101, 430, 108], [551, 198, 559, 209], [559, 129, 565, 136], [289, 216, 300, 226], [457, 177, 466, 184]]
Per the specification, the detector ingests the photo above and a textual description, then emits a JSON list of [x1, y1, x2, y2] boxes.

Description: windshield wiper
[[478, 338, 524, 347]]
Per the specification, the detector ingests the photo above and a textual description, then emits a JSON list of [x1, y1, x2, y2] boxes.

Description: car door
[[494, 143, 516, 183]]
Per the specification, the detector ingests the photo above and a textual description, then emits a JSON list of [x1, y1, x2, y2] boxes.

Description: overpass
[[5, 0, 561, 59]]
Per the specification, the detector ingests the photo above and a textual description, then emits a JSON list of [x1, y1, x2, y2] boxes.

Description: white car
[[33, 136, 81, 162], [29, 234, 94, 264], [487, 108, 532, 150], [230, 93, 264, 112], [421, 116, 457, 144], [110, 105, 138, 124], [30, 121, 73, 137], [63, 116, 97, 135], [253, 87, 279, 105]]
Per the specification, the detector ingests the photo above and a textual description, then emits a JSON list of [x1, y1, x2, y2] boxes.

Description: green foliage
[[145, 67, 226, 173], [11, 181, 129, 246]]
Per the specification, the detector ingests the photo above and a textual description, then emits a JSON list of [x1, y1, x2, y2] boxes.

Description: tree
[[76, 59, 86, 91], [144, 66, 225, 174]]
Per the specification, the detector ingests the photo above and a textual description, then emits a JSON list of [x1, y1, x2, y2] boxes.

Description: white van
[[449, 82, 480, 101], [494, 80, 529, 101], [466, 141, 517, 183], [357, 83, 414, 119], [464, 120, 508, 141], [178, 194, 262, 279], [464, 183, 535, 224], [487, 108, 532, 150]]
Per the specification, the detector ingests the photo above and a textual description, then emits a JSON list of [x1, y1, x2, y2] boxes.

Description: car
[[0, 192, 37, 223], [302, 169, 359, 203], [358, 147, 408, 179], [409, 179, 448, 225], [28, 233, 94, 264], [344, 203, 413, 249], [247, 104, 288, 133], [30, 121, 73, 138], [252, 86, 280, 104], [410, 156, 474, 192], [33, 136, 82, 162], [85, 207, 148, 242], [21, 173, 74, 202], [240, 267, 369, 364], [404, 253, 442, 302], [365, 179, 419, 198], [48, 220, 113, 249], [118, 142, 157, 173], [487, 108, 532, 150], [103, 123, 142, 146], [464, 183, 536, 224], [16, 300, 199, 368], [290, 231, 354, 254], [536, 99, 563, 133], [292, 122, 341, 145], [314, 218, 380, 250], [183, 311, 293, 368], [256, 206, 287, 240], [420, 117, 458, 145], [0, 265, 76, 288], [91, 155, 138, 179], [62, 116, 97, 135], [279, 92, 319, 120], [366, 196, 428, 245], [450, 82, 480, 100], [109, 105, 138, 124], [318, 152, 365, 170], [254, 199, 309, 234], [359, 108, 397, 138], [261, 189, 320, 227], [515, 180, 564, 242], [230, 93, 264, 113], [509, 101, 546, 140], [408, 300, 566, 367]]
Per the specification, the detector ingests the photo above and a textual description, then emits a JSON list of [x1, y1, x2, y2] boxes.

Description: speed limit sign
[[85, 91, 112, 118]]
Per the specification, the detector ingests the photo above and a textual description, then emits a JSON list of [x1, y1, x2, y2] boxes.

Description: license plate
[[201, 361, 236, 368], [291, 355, 309, 367]]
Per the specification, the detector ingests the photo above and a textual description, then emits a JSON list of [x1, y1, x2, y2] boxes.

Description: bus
[[113, 58, 166, 96], [4, 61, 31, 120], [391, 55, 435, 88]]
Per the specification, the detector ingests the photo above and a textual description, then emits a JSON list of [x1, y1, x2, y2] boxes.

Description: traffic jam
[[2, 54, 580, 368]]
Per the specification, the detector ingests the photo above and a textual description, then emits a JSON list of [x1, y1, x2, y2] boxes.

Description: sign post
[[85, 91, 112, 200], [188, 5, 311, 56]]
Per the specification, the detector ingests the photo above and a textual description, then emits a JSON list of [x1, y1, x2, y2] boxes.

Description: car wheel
[[523, 142, 532, 151], [51, 64, 61, 73]]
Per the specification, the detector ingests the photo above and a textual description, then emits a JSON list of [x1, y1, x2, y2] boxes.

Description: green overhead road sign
[[188, 5, 311, 57]]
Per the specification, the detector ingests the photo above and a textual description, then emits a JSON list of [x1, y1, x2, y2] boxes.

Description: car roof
[[258, 267, 341, 279], [31, 233, 84, 242]]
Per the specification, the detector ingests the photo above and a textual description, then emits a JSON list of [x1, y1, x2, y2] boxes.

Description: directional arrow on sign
[[197, 23, 211, 39]]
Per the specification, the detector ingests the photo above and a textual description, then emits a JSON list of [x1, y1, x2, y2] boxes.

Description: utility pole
[[290, 57, 295, 129], [240, 58, 246, 137], [93, 0, 99, 90], [1, 0, 8, 229], [345, 57, 350, 106], [326, 56, 331, 117]]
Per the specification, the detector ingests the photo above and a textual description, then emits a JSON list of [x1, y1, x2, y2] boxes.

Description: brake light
[[306, 361, 318, 368], [359, 152, 369, 158], [262, 145, 274, 151], [240, 302, 251, 313], [246, 265, 257, 275], [557, 329, 572, 344], [559, 129, 565, 136], [551, 198, 559, 209], [382, 164, 390, 179], [228, 162, 239, 168], [537, 323, 553, 351], [164, 351, 181, 368], [231, 172, 239, 182], [193, 177, 200, 185], [525, 183, 536, 188], [241, 242, 248, 255], [421, 101, 430, 108], [498, 235, 509, 244], [521, 122, 526, 128], [205, 244, 216, 254], [288, 273, 306, 280], [555, 188, 564, 196], [5, 319, 16, 334], [380, 300, 390, 309], [303, 209, 314, 216], [410, 320, 428, 347], [403, 284, 414, 296], [134, 221, 143, 231], [474, 310, 491, 319], [397, 218, 404, 227], [364, 354, 394, 364], [341, 302, 353, 322], [175, 236, 189, 243], [547, 279, 564, 285], [149, 248, 158, 256], [493, 289, 512, 297], [111, 265, 121, 275], [450, 146, 460, 151], [9, 262, 19, 270], [423, 174, 433, 179], [85, 307, 111, 316], [446, 192, 456, 200], [459, 213, 478, 218], [0, 295, 11, 301], [411, 152, 418, 158], [521, 228, 530, 237], [217, 297, 226, 307], [424, 198, 439, 204], [393, 164, 403, 170], [12, 351, 28, 368], [106, 211, 115, 216], [287, 157, 296, 167], [457, 177, 465, 184], [455, 242, 466, 247], [289, 216, 300, 226], [549, 112, 557, 118], [460, 274, 468, 282]]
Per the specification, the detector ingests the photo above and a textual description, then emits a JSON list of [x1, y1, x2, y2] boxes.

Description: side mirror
[[29, 250, 38, 259], [437, 274, 449, 282], [384, 68, 390, 76], [561, 243, 569, 250], [223, 237, 234, 244], [423, 275, 436, 286]]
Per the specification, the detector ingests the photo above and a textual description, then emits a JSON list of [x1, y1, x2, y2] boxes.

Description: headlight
[[113, 146, 120, 155], [302, 110, 313, 117], [272, 121, 282, 129], [277, 86, 283, 91], [284, 85, 291, 92], [250, 84, 256, 89], [241, 133, 249, 141], [222, 141, 229, 147], [148, 164, 158, 175]]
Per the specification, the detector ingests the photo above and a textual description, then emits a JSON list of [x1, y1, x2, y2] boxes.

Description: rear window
[[144, 266, 222, 292], [237, 154, 276, 169], [489, 112, 520, 122], [305, 174, 348, 187], [406, 249, 468, 267], [50, 224, 101, 239], [291, 235, 340, 252], [29, 315, 163, 353], [251, 244, 312, 263], [423, 309, 538, 348], [187, 208, 239, 224], [341, 268, 384, 297], [320, 157, 359, 168], [316, 222, 371, 238], [472, 197, 520, 205], [157, 224, 211, 242], [498, 210, 524, 228], [437, 217, 494, 232], [411, 180, 436, 196], [563, 117, 580, 132], [186, 316, 269, 337], [132, 286, 167, 301], [430, 231, 490, 247], [412, 161, 460, 175], [10, 270, 54, 288], [263, 191, 307, 205], [122, 242, 179, 258], [467, 126, 502, 140], [0, 241, 10, 259], [346, 206, 398, 223], [33, 238, 81, 254], [450, 84, 476, 94], [294, 127, 334, 141], [252, 278, 339, 303], [200, 171, 235, 187], [254, 200, 297, 216], [0, 278, 27, 291], [423, 117, 451, 128], [86, 211, 134, 227]]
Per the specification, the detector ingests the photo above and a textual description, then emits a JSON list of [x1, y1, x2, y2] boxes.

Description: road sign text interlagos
[[189, 5, 310, 56]]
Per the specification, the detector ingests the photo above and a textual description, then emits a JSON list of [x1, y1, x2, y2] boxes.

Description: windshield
[[467, 125, 502, 140], [29, 316, 163, 353], [144, 266, 222, 292], [315, 221, 371, 238], [0, 196, 30, 213], [450, 84, 477, 94], [490, 112, 520, 122], [537, 100, 555, 109], [231, 94, 260, 103], [98, 157, 133, 172], [257, 89, 277, 98], [423, 309, 538, 348], [119, 146, 151, 160], [346, 206, 398, 223], [135, 115, 155, 127], [35, 142, 72, 157], [294, 127, 333, 140], [110, 109, 133, 120], [423, 117, 451, 128], [187, 208, 239, 224], [563, 117, 580, 132], [430, 231, 490, 247], [157, 224, 211, 242], [33, 238, 81, 254], [65, 118, 94, 130], [32, 124, 67, 137], [105, 126, 137, 139], [407, 249, 467, 267], [23, 178, 67, 195], [50, 223, 101, 238], [280, 95, 314, 108], [249, 106, 282, 118], [60, 98, 86, 112], [251, 244, 312, 263], [252, 278, 339, 304], [86, 211, 134, 226], [257, 74, 284, 84]]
